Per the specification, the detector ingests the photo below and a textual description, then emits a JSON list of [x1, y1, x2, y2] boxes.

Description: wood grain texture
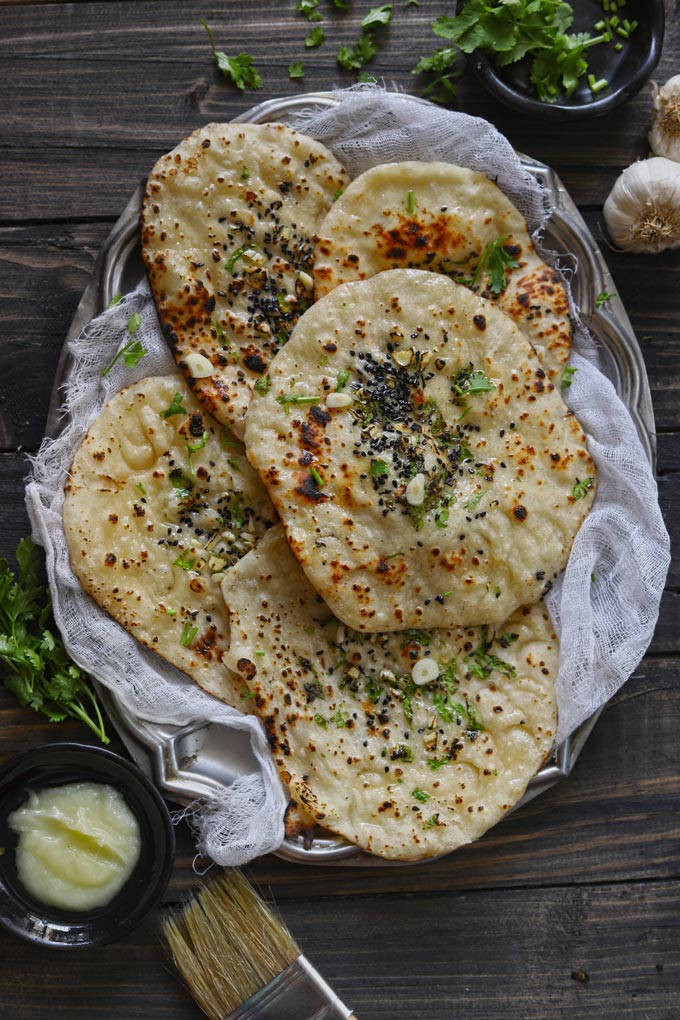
[[0, 2, 678, 1018]]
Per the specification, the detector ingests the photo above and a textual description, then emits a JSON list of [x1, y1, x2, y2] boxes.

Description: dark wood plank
[[0, 1, 678, 220], [1, 877, 677, 1019]]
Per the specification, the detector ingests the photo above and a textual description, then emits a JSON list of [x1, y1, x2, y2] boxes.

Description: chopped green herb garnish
[[310, 466, 325, 487], [170, 468, 193, 501], [255, 650, 265, 657], [423, 813, 440, 830], [332, 708, 350, 728], [107, 293, 123, 308], [254, 375, 270, 395], [411, 46, 462, 105], [369, 459, 389, 478], [412, 788, 430, 803], [451, 364, 496, 398], [226, 243, 257, 274], [127, 312, 142, 334], [296, 0, 322, 20], [561, 365, 578, 389], [289, 61, 305, 79], [314, 713, 328, 728], [391, 743, 413, 762], [101, 337, 146, 377], [173, 552, 195, 571], [406, 189, 415, 213], [305, 25, 325, 47], [573, 476, 594, 500], [276, 393, 321, 412], [187, 430, 210, 476], [463, 490, 486, 512], [426, 757, 448, 771], [135, 482, 147, 497], [241, 166, 250, 181], [469, 236, 519, 294], [180, 621, 198, 647], [595, 289, 615, 307], [332, 187, 344, 201], [200, 20, 262, 90], [159, 392, 188, 419], [361, 4, 392, 29], [336, 368, 350, 391]]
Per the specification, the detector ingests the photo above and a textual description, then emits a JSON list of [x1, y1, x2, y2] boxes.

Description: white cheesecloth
[[25, 87, 670, 865]]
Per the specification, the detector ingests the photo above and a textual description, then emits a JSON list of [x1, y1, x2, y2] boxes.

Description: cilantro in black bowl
[[437, 0, 665, 119]]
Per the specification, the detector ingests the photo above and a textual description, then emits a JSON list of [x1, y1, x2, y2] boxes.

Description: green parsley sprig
[[201, 20, 263, 90], [0, 538, 109, 743]]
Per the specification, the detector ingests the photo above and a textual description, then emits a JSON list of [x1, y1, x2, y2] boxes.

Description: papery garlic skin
[[604, 157, 680, 254], [649, 75, 680, 163]]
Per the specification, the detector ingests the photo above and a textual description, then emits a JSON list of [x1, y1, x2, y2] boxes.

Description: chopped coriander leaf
[[336, 368, 350, 390], [412, 788, 430, 803], [333, 0, 349, 7], [369, 458, 388, 478], [305, 25, 325, 47], [226, 243, 258, 274], [391, 743, 413, 762], [276, 393, 321, 412], [596, 289, 615, 307], [187, 430, 210, 475], [314, 713, 328, 728], [406, 189, 415, 213], [463, 490, 486, 512], [572, 476, 594, 500], [338, 31, 378, 70], [310, 466, 325, 487], [173, 552, 195, 571], [159, 392, 188, 418], [0, 538, 109, 743], [469, 236, 519, 294], [288, 61, 305, 79], [451, 364, 496, 398], [426, 757, 448, 770], [357, 71, 378, 83], [107, 293, 123, 308], [241, 687, 255, 699], [332, 187, 344, 201], [561, 365, 578, 389], [135, 482, 147, 497], [200, 20, 262, 90], [332, 708, 350, 728], [296, 0, 322, 20], [241, 165, 250, 180], [361, 4, 392, 29], [423, 813, 440, 830], [180, 621, 198, 647], [411, 46, 462, 105], [170, 468, 193, 500], [254, 375, 270, 395], [101, 337, 146, 377], [127, 312, 142, 334]]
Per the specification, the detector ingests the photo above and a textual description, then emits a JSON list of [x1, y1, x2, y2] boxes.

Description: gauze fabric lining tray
[[47, 92, 655, 866]]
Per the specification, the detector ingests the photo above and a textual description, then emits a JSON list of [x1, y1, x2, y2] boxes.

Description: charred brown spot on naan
[[142, 123, 350, 437]]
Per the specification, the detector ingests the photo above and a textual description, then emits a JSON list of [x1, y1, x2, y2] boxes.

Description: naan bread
[[314, 160, 572, 379], [141, 122, 350, 437], [245, 269, 596, 633], [63, 375, 277, 708], [222, 527, 558, 862]]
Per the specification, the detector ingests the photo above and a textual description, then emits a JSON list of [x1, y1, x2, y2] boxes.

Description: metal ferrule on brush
[[224, 954, 357, 1020]]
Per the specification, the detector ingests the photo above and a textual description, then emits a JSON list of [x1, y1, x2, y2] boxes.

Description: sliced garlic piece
[[412, 658, 440, 686], [405, 473, 426, 506], [326, 391, 353, 409], [185, 352, 214, 378]]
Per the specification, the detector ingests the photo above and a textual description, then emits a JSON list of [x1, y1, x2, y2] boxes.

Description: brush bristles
[[163, 870, 300, 1020]]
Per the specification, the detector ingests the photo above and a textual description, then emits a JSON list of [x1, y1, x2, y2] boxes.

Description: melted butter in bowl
[[9, 781, 142, 912], [0, 743, 175, 948]]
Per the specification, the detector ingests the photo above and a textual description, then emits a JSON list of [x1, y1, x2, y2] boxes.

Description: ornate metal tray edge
[[48, 91, 656, 867]]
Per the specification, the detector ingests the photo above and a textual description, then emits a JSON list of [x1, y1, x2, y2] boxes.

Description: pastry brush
[[163, 869, 359, 1020]]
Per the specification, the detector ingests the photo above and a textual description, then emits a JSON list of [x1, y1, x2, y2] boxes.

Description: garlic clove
[[603, 156, 680, 254], [649, 75, 680, 164]]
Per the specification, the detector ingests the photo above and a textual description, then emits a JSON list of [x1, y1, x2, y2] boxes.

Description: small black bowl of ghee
[[0, 743, 175, 948]]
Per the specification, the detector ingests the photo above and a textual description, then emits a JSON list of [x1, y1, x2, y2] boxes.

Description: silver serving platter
[[49, 92, 656, 866]]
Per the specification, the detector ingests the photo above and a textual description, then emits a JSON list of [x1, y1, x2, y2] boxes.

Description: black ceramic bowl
[[0, 743, 175, 948], [467, 0, 665, 120]]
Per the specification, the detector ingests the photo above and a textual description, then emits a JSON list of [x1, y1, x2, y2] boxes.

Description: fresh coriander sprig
[[201, 19, 263, 90], [0, 538, 109, 743]]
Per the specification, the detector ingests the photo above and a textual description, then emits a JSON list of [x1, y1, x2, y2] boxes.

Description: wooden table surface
[[1, 3, 678, 1017]]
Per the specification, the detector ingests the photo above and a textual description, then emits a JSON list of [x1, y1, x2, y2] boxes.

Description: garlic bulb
[[649, 75, 680, 163], [603, 157, 680, 254]]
